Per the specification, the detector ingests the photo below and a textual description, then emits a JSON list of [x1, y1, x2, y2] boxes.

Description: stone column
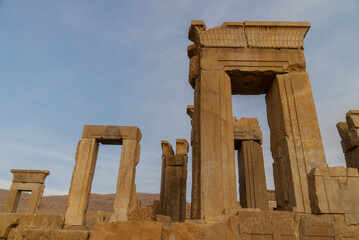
[[159, 139, 188, 222], [234, 118, 269, 211], [337, 110, 359, 171], [266, 72, 327, 213], [4, 169, 49, 214], [111, 139, 140, 221], [65, 138, 99, 226]]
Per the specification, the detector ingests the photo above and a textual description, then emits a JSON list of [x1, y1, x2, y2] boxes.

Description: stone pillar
[[111, 139, 140, 221], [337, 110, 359, 171], [234, 118, 269, 211], [4, 169, 50, 214], [186, 105, 201, 219], [65, 138, 99, 225], [266, 72, 327, 213], [159, 139, 188, 222], [195, 68, 238, 219], [159, 141, 174, 216]]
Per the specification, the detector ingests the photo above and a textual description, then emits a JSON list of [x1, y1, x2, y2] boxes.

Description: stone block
[[0, 214, 19, 239], [299, 214, 335, 239], [10, 170, 50, 184], [14, 214, 64, 229], [128, 207, 154, 222], [237, 210, 298, 238], [346, 110, 359, 130], [7, 228, 90, 240], [91, 221, 162, 240], [82, 125, 142, 142], [308, 166, 359, 214], [244, 21, 310, 49], [337, 111, 359, 172]]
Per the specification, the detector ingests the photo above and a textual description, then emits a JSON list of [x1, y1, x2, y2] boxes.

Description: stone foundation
[[2, 211, 359, 240]]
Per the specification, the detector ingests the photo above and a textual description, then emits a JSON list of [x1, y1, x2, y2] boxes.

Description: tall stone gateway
[[188, 21, 328, 218]]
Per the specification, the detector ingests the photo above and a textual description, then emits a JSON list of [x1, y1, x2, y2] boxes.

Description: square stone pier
[[159, 139, 189, 222]]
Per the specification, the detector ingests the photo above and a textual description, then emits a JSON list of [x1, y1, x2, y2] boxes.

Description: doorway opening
[[232, 94, 274, 203]]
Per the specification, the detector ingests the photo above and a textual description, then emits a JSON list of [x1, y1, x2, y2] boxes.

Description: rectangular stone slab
[[82, 125, 142, 142]]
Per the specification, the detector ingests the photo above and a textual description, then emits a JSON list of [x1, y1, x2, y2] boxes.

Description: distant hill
[[0, 189, 160, 215]]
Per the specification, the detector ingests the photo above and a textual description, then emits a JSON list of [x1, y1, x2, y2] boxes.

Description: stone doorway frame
[[4, 169, 49, 214], [188, 21, 328, 219], [64, 125, 141, 226]]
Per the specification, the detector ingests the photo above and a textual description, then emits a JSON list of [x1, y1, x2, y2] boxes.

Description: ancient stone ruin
[[1, 20, 359, 240], [4, 170, 49, 215]]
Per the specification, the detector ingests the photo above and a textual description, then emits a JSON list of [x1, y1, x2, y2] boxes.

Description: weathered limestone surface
[[111, 139, 140, 222], [159, 139, 188, 222], [4, 170, 50, 214], [128, 207, 154, 222], [65, 125, 141, 226], [234, 117, 268, 211], [308, 166, 359, 214], [188, 20, 326, 218], [91, 221, 163, 240], [163, 211, 359, 240], [7, 228, 90, 240], [186, 105, 201, 220], [0, 214, 19, 239], [65, 138, 99, 226], [266, 73, 327, 213], [337, 110, 359, 171]]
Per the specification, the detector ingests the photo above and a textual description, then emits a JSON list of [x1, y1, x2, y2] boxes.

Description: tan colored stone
[[299, 214, 335, 239], [345, 214, 359, 226], [16, 214, 64, 229], [7, 228, 90, 240], [233, 124, 262, 143], [111, 139, 140, 222], [0, 214, 19, 239], [4, 170, 49, 214], [128, 207, 154, 222], [91, 221, 162, 240], [266, 73, 327, 213], [10, 170, 50, 184], [308, 166, 359, 214], [237, 141, 269, 211], [65, 125, 142, 226], [155, 214, 172, 223], [159, 139, 188, 222], [65, 138, 99, 226], [188, 21, 324, 218], [189, 20, 310, 50], [82, 125, 142, 142], [337, 111, 359, 171]]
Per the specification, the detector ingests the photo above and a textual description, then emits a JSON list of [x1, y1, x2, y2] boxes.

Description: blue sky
[[0, 0, 358, 199]]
